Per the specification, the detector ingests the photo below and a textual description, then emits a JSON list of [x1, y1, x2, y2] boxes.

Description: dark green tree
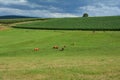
[[83, 13, 89, 17]]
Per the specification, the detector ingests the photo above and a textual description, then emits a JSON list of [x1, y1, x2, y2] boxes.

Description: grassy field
[[0, 28, 120, 80], [0, 18, 47, 24], [14, 16, 120, 30]]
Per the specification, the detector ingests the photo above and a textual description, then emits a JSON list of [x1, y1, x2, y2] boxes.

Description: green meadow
[[0, 16, 120, 80]]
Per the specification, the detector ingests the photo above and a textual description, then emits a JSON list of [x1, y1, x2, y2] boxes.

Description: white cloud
[[78, 3, 120, 16], [48, 13, 78, 18], [0, 0, 45, 9], [0, 0, 27, 4], [48, 6, 63, 12], [0, 7, 78, 18], [1, 0, 119, 17], [44, 0, 57, 2]]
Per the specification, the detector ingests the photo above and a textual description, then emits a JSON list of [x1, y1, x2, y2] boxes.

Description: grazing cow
[[53, 46, 59, 49], [34, 48, 39, 51], [60, 47, 64, 51], [60, 45, 66, 51]]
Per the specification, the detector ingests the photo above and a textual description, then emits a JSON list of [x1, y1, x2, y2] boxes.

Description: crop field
[[14, 16, 120, 30], [0, 18, 47, 24], [0, 28, 120, 80]]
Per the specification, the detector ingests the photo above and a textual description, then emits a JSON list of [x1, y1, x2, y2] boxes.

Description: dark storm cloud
[[0, 0, 120, 17]]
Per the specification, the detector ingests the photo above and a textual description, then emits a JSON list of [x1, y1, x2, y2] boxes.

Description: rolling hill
[[0, 16, 120, 80], [14, 16, 120, 31], [0, 15, 37, 19]]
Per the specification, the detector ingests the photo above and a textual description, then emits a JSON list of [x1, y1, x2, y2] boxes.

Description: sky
[[0, 0, 120, 18]]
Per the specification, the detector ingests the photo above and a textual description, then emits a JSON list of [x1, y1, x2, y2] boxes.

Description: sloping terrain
[[14, 16, 120, 30], [0, 29, 120, 80]]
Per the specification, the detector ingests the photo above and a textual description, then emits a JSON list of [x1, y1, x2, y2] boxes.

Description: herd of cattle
[[34, 45, 66, 51]]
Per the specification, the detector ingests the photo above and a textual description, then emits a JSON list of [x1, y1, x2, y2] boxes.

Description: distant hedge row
[[12, 26, 120, 31]]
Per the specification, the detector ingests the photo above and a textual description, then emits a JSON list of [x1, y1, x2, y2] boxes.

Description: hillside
[[0, 29, 120, 80], [0, 17, 120, 80], [0, 15, 37, 19], [14, 16, 120, 30], [0, 18, 47, 24]]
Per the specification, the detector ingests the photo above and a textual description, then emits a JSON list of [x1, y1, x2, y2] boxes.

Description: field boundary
[[12, 26, 120, 31]]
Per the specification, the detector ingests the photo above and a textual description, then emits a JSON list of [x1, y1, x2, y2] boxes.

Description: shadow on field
[[12, 26, 120, 31]]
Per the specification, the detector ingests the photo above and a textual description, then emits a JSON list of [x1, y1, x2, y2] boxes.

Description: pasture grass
[[0, 28, 120, 80]]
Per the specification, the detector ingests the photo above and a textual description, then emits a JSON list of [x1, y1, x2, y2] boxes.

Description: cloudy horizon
[[0, 0, 120, 18]]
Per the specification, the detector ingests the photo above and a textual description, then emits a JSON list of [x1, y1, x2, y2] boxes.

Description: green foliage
[[15, 16, 120, 30], [83, 13, 89, 17]]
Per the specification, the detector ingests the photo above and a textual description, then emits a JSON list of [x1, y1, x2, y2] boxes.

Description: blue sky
[[0, 0, 120, 17]]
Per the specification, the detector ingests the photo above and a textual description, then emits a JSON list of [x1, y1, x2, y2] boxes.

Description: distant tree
[[83, 13, 89, 17]]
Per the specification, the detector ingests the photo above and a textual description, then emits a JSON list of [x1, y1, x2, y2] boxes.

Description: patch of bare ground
[[0, 24, 9, 31], [2, 73, 48, 80]]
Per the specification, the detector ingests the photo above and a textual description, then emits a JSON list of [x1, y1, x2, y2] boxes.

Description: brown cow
[[53, 46, 59, 49], [34, 48, 39, 51]]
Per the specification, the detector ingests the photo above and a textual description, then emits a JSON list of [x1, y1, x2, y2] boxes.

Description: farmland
[[0, 18, 47, 24], [14, 16, 120, 30], [0, 16, 120, 80]]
